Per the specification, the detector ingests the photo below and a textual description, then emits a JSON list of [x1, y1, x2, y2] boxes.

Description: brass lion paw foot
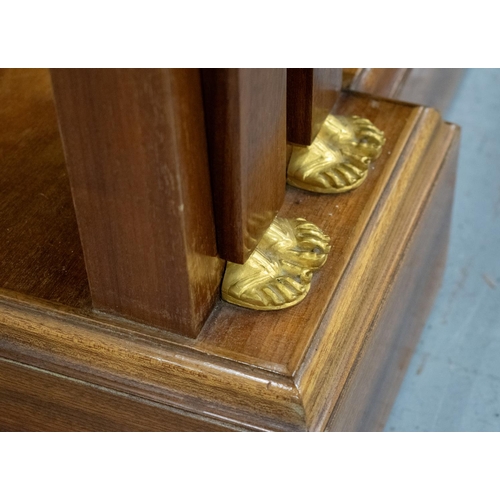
[[222, 217, 331, 311], [322, 115, 386, 162], [261, 217, 331, 271], [287, 115, 385, 194]]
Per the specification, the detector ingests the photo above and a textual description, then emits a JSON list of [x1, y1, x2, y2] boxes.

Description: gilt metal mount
[[222, 217, 331, 311], [287, 115, 386, 193]]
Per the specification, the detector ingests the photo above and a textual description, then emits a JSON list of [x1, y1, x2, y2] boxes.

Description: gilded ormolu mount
[[222, 217, 331, 311], [222, 115, 383, 311], [287, 115, 386, 193]]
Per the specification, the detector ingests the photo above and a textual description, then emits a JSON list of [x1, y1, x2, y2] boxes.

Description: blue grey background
[[385, 69, 500, 431]]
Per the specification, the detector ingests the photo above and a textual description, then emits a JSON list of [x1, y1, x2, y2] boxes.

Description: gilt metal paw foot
[[287, 115, 385, 194], [222, 217, 331, 311]]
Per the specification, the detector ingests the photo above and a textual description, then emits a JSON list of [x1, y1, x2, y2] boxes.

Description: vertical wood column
[[201, 69, 287, 264], [50, 69, 224, 338], [287, 69, 342, 145]]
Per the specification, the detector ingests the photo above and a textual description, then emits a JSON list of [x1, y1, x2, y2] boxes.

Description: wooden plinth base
[[0, 88, 459, 431], [343, 68, 464, 113]]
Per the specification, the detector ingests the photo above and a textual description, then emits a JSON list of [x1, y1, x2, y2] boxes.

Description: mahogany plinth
[[0, 87, 459, 431]]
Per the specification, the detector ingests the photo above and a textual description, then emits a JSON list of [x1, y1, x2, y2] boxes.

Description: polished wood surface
[[0, 90, 459, 430], [198, 93, 418, 372], [341, 68, 359, 88], [398, 69, 465, 112], [286, 69, 342, 145], [50, 69, 224, 338], [347, 68, 410, 97], [0, 358, 231, 431], [0, 68, 91, 308], [201, 69, 286, 263], [326, 122, 459, 431], [345, 68, 464, 112]]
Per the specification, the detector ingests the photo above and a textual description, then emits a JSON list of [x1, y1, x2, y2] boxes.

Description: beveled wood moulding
[[343, 68, 464, 113], [0, 82, 459, 431]]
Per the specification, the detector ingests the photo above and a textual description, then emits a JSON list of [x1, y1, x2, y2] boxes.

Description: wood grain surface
[[326, 127, 458, 430], [341, 68, 359, 88], [0, 90, 460, 430], [201, 69, 287, 263], [398, 69, 465, 112], [286, 69, 342, 145], [198, 93, 419, 372], [0, 68, 91, 308], [50, 69, 224, 338], [292, 115, 458, 430], [0, 357, 232, 431], [347, 68, 410, 98], [345, 68, 464, 112]]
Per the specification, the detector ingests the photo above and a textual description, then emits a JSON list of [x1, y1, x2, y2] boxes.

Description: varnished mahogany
[[201, 69, 287, 264], [50, 69, 224, 338], [287, 69, 342, 145], [0, 81, 460, 430], [0, 69, 90, 308], [344, 68, 464, 112]]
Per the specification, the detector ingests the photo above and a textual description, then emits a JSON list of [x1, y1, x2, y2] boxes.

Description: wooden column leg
[[50, 69, 224, 338], [201, 69, 287, 264], [286, 69, 342, 145]]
